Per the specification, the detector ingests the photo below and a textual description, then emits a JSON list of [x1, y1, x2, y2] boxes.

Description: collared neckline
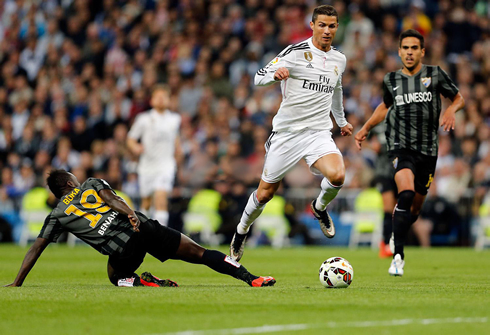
[[307, 37, 333, 56]]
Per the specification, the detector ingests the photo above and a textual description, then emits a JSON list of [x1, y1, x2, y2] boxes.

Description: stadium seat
[[349, 188, 383, 249]]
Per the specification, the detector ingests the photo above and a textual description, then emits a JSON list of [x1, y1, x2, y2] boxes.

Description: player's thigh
[[303, 130, 343, 182], [140, 219, 182, 263], [262, 131, 304, 184], [413, 154, 437, 196], [310, 153, 345, 184], [389, 150, 416, 192]]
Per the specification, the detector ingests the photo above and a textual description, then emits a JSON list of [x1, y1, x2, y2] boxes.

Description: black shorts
[[372, 176, 397, 194], [388, 149, 437, 196], [108, 219, 182, 277]]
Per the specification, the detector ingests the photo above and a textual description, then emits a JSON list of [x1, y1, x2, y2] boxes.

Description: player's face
[[398, 37, 425, 71], [150, 89, 169, 111], [310, 15, 338, 52]]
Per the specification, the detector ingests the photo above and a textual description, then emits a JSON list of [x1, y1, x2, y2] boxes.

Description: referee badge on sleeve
[[421, 77, 431, 87], [392, 157, 398, 169]]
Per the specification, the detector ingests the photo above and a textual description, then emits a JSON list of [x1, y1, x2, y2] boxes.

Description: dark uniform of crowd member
[[5, 170, 275, 288], [355, 29, 465, 276]]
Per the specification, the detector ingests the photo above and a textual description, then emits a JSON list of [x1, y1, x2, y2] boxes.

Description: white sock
[[315, 178, 342, 211], [154, 210, 169, 226], [237, 190, 266, 235]]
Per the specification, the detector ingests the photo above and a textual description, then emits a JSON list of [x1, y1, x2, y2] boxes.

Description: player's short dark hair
[[151, 84, 170, 96], [47, 169, 72, 199], [399, 29, 425, 49], [312, 5, 338, 23]]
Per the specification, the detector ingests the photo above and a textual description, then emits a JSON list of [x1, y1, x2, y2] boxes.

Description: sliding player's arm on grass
[[5, 237, 50, 287], [98, 189, 140, 232]]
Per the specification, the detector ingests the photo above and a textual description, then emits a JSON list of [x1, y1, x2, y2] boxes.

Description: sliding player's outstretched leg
[[177, 234, 276, 287]]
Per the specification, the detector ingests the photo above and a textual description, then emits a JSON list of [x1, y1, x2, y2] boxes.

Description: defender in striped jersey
[[355, 30, 465, 276], [5, 170, 275, 288]]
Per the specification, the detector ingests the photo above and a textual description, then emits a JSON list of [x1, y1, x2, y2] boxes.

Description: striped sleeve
[[38, 214, 64, 242], [382, 74, 393, 107], [437, 66, 459, 98], [255, 43, 306, 86]]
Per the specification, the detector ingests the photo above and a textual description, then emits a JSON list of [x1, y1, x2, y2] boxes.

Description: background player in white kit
[[127, 85, 181, 226], [230, 5, 353, 261]]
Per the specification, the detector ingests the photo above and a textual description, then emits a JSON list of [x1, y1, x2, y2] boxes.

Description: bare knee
[[327, 170, 345, 186], [256, 188, 275, 203]]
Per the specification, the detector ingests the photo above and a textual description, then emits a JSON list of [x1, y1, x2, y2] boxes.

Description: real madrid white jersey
[[255, 37, 347, 132], [128, 108, 181, 174]]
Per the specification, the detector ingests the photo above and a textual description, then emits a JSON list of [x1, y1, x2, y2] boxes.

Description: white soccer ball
[[319, 256, 354, 288]]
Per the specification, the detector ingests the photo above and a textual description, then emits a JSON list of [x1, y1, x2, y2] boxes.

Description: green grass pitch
[[1, 244, 489, 335]]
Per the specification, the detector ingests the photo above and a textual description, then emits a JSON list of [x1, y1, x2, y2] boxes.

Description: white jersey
[[255, 37, 347, 132], [127, 108, 181, 174]]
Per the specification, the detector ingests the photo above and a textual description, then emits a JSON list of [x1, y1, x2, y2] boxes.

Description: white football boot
[[388, 254, 405, 276]]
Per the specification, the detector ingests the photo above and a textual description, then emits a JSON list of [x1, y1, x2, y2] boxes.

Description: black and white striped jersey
[[382, 65, 459, 157]]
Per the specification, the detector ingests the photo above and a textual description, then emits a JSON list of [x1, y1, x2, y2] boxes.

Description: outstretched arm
[[5, 237, 50, 287], [98, 189, 140, 232], [355, 102, 390, 150]]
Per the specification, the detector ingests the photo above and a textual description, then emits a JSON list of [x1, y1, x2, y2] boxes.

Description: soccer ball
[[319, 256, 354, 288]]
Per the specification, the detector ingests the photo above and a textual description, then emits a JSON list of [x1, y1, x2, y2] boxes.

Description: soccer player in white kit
[[230, 5, 353, 261], [127, 85, 181, 226]]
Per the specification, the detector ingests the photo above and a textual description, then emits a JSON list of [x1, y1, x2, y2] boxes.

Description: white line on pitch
[[150, 317, 488, 335]]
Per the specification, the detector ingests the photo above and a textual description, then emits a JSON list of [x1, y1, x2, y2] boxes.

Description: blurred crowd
[[1, 0, 490, 241]]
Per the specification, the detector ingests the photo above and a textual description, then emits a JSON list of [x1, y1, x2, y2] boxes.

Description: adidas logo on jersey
[[306, 63, 314, 69]]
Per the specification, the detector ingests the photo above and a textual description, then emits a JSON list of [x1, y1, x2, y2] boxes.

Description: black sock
[[383, 212, 392, 244], [393, 208, 411, 259], [393, 190, 415, 260], [202, 250, 258, 286]]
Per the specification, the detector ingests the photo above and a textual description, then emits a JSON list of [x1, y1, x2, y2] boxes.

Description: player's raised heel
[[388, 254, 405, 276], [140, 272, 179, 287], [251, 276, 276, 287], [230, 231, 247, 262], [311, 200, 336, 238]]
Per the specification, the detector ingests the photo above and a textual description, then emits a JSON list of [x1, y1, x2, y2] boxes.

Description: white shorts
[[138, 167, 175, 197], [261, 129, 342, 183]]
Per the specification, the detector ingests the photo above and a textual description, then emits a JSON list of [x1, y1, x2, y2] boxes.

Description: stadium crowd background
[[0, 0, 489, 246]]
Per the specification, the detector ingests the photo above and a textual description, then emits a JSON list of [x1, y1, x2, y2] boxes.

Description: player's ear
[[310, 21, 314, 31], [421, 48, 425, 57]]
